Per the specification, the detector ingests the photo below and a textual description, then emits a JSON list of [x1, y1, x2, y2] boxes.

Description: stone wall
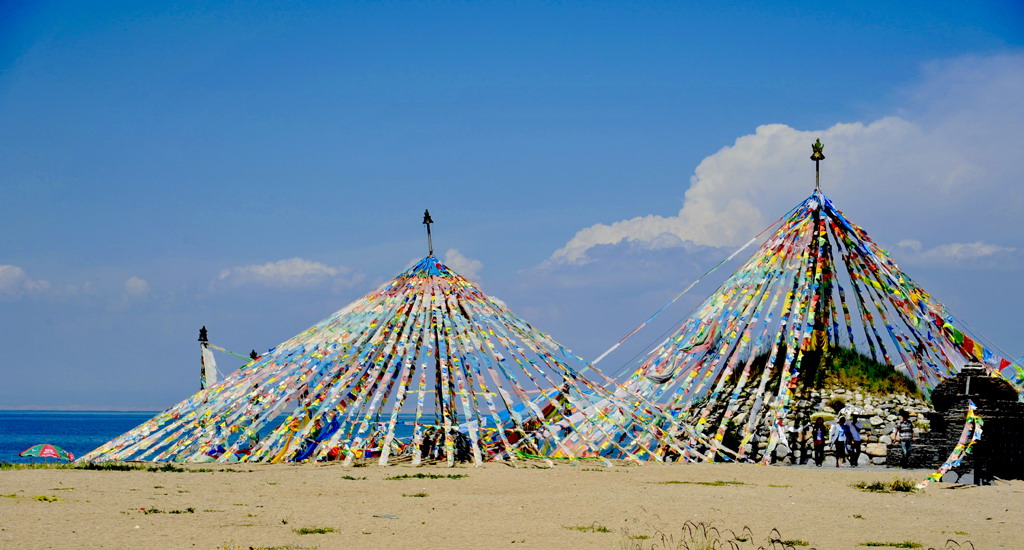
[[766, 386, 931, 465], [885, 363, 1024, 480]]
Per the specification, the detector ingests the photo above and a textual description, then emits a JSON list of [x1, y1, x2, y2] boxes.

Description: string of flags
[[916, 401, 984, 489]]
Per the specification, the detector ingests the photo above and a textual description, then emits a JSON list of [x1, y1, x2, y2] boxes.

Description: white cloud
[[0, 265, 50, 298], [896, 239, 1017, 264], [122, 276, 150, 298], [443, 249, 484, 280], [550, 54, 1024, 265], [215, 258, 363, 291]]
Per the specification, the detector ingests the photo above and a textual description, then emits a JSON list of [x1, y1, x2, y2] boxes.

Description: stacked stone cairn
[[886, 363, 1024, 479]]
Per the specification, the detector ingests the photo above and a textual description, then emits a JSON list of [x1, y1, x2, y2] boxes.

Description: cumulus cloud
[[0, 265, 50, 298], [123, 276, 150, 298], [443, 249, 484, 279], [550, 54, 1024, 265], [215, 258, 363, 291]]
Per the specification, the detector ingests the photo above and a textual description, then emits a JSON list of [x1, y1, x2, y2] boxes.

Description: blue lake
[[0, 410, 156, 463]]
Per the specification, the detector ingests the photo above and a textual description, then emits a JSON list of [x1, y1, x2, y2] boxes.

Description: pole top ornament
[[810, 138, 825, 161]]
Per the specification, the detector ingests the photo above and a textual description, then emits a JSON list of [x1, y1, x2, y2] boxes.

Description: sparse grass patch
[[384, 473, 466, 480], [768, 484, 791, 488], [0, 461, 223, 473], [772, 539, 810, 546], [859, 542, 922, 548], [293, 526, 337, 535], [853, 514, 865, 519], [0, 462, 63, 470], [563, 523, 612, 533], [33, 495, 60, 502], [1, 494, 18, 498], [0, 461, 251, 473], [403, 492, 429, 498], [219, 540, 319, 544], [655, 480, 745, 486], [620, 519, 810, 550], [141, 507, 195, 514], [341, 475, 366, 480], [853, 477, 917, 493]]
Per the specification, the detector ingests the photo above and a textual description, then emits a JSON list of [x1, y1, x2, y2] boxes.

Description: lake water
[[0, 410, 156, 463], [0, 410, 447, 462]]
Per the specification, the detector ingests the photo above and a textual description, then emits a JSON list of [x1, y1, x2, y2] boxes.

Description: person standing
[[811, 417, 827, 467], [894, 410, 916, 468], [847, 417, 862, 467], [973, 439, 989, 486], [829, 416, 849, 467]]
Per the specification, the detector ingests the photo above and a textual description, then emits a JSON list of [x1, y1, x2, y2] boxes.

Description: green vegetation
[[402, 492, 429, 497], [859, 542, 922, 548], [772, 539, 810, 547], [825, 347, 920, 396], [853, 477, 917, 493], [563, 523, 612, 533], [727, 346, 919, 395], [33, 495, 60, 502], [293, 526, 337, 535], [655, 480, 745, 486], [1, 494, 18, 498], [384, 473, 466, 480], [340, 475, 366, 480]]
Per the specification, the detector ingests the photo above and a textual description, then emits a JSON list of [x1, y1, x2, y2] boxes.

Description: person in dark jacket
[[812, 417, 827, 467], [847, 417, 863, 467]]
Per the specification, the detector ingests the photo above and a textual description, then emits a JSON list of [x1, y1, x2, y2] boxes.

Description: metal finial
[[422, 209, 434, 256], [810, 139, 825, 192], [198, 326, 209, 344]]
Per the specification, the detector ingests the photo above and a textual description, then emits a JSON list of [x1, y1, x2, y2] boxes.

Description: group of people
[[811, 415, 862, 467], [809, 410, 916, 468]]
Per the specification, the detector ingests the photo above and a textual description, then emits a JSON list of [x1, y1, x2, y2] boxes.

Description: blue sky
[[2, 1, 1022, 409]]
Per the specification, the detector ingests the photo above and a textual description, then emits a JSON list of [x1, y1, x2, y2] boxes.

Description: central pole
[[423, 209, 434, 256]]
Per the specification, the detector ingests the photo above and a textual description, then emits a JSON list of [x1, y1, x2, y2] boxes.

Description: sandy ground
[[0, 461, 1019, 550]]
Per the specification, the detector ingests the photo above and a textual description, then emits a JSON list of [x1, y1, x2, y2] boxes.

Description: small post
[[423, 209, 434, 256], [810, 138, 825, 192]]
